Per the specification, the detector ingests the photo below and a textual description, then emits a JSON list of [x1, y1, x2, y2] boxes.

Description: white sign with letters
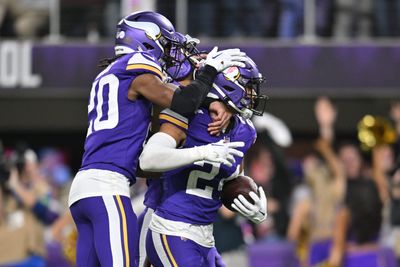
[[0, 41, 42, 88]]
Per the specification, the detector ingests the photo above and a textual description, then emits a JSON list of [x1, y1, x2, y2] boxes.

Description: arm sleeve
[[139, 132, 205, 172], [170, 65, 218, 118]]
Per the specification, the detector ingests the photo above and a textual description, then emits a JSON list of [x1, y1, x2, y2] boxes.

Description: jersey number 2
[[186, 162, 220, 199], [87, 74, 119, 136]]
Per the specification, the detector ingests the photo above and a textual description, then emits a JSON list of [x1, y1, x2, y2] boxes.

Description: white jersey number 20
[[86, 74, 119, 136]]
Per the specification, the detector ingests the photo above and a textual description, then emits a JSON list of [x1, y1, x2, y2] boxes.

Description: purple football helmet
[[207, 57, 267, 119], [165, 32, 201, 81], [115, 11, 185, 67]]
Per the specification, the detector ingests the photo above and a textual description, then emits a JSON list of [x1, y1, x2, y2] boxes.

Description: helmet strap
[[212, 83, 253, 119]]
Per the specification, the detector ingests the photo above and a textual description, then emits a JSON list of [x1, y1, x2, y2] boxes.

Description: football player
[[135, 34, 233, 267], [139, 58, 268, 266], [68, 11, 247, 267]]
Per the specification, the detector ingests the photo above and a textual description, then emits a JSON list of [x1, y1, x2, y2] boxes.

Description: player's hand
[[196, 140, 244, 167], [231, 186, 267, 224], [204, 47, 247, 72], [208, 101, 233, 136]]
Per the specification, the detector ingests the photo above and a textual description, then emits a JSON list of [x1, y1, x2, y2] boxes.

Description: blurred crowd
[[0, 144, 74, 267], [0, 98, 399, 267], [0, 1, 399, 266], [208, 98, 400, 267], [1, 0, 400, 40]]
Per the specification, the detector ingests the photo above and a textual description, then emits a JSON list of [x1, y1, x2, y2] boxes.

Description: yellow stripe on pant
[[162, 234, 178, 267], [116, 195, 130, 267]]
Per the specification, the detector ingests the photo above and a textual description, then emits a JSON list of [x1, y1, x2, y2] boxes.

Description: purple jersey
[[155, 107, 257, 225], [142, 89, 187, 210], [80, 51, 164, 184], [143, 179, 163, 210]]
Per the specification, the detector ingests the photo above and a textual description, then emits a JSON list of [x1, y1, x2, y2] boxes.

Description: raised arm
[[314, 97, 345, 198], [131, 48, 247, 118]]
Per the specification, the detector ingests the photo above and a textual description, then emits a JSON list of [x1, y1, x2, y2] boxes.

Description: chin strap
[[211, 83, 253, 119]]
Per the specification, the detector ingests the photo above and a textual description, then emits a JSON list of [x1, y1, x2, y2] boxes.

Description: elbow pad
[[170, 65, 218, 117]]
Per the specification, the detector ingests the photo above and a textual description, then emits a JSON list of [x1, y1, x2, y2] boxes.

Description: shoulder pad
[[126, 52, 163, 78]]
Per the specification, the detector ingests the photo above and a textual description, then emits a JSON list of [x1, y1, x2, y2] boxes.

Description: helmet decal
[[223, 67, 241, 82], [114, 11, 177, 59], [123, 20, 161, 40]]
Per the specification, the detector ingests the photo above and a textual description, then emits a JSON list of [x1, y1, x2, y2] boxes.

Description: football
[[221, 175, 258, 212]]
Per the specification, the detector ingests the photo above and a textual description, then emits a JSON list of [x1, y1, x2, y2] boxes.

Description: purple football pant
[[135, 207, 154, 267], [146, 229, 225, 267], [70, 195, 138, 267]]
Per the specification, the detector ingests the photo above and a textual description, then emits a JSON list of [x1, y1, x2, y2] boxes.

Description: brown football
[[221, 175, 258, 212]]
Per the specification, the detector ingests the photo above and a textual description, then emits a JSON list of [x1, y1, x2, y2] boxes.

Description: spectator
[[7, 147, 60, 226], [373, 102, 400, 264], [287, 97, 345, 266], [337, 141, 365, 180], [0, 169, 46, 266], [375, 145, 400, 265], [287, 163, 312, 266], [327, 111, 397, 266], [328, 177, 383, 266]]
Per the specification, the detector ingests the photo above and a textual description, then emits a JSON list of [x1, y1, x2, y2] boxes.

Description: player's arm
[[139, 124, 244, 172], [130, 48, 247, 118], [130, 65, 214, 117], [139, 109, 244, 173], [207, 100, 234, 135]]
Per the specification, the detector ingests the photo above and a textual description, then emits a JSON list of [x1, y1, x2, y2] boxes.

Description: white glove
[[195, 140, 244, 167], [184, 34, 200, 45], [232, 186, 267, 224], [204, 46, 247, 72]]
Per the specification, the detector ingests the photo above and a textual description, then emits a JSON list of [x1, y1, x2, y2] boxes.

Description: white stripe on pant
[[103, 195, 124, 267], [152, 230, 172, 267], [138, 208, 154, 267]]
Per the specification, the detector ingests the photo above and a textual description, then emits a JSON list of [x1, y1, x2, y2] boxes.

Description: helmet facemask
[[209, 66, 267, 120], [162, 35, 203, 81], [239, 75, 267, 116]]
